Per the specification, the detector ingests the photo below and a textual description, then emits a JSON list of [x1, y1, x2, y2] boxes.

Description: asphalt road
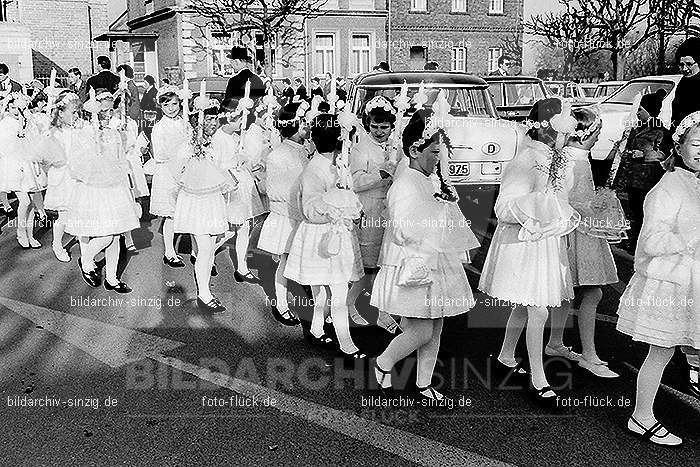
[[0, 191, 698, 467]]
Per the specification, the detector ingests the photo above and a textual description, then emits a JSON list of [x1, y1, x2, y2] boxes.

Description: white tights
[[79, 235, 121, 284], [310, 284, 357, 354], [376, 317, 444, 388], [193, 234, 216, 302], [498, 305, 550, 389]]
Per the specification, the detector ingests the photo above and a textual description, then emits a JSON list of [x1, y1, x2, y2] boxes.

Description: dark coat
[[295, 85, 308, 102], [281, 86, 295, 105], [671, 73, 700, 128], [225, 68, 265, 102], [86, 70, 120, 95], [70, 80, 89, 103], [614, 118, 671, 192], [140, 86, 158, 111]]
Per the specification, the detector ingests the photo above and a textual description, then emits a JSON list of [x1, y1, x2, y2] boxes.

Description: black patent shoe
[[529, 384, 558, 407], [105, 280, 132, 294], [78, 258, 101, 288], [490, 354, 529, 387], [163, 255, 185, 268], [304, 330, 338, 349], [197, 296, 226, 313], [271, 305, 300, 326], [688, 365, 700, 399], [234, 270, 260, 284]]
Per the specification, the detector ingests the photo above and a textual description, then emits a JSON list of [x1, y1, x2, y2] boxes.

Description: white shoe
[[545, 344, 582, 362], [52, 244, 70, 263], [578, 358, 619, 378], [627, 417, 682, 446]]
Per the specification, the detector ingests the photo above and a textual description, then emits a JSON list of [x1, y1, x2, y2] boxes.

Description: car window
[[353, 86, 494, 117], [502, 83, 545, 106], [605, 81, 675, 104], [488, 83, 504, 106]]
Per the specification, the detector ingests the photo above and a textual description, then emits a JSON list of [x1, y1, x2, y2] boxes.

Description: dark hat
[[227, 47, 252, 61], [640, 89, 667, 118]]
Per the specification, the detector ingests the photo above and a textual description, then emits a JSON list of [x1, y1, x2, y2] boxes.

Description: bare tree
[[524, 2, 600, 79], [184, 0, 330, 76]]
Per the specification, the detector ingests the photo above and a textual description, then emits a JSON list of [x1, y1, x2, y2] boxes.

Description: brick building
[[389, 0, 523, 75], [1, 0, 109, 80], [98, 0, 389, 86]]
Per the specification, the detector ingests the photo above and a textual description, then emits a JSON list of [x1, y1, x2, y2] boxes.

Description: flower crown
[[364, 96, 396, 116], [54, 92, 80, 110], [673, 110, 700, 144], [156, 84, 191, 101], [192, 95, 219, 112]]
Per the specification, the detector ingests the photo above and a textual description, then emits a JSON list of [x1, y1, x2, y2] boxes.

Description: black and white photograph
[[0, 0, 698, 465]]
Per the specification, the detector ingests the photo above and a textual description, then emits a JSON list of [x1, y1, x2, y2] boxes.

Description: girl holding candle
[[65, 91, 139, 292], [0, 92, 45, 249], [615, 111, 700, 446], [479, 98, 580, 404], [174, 94, 237, 313], [39, 91, 81, 262], [284, 113, 366, 359], [150, 84, 192, 267], [217, 83, 266, 284], [257, 102, 308, 326], [372, 108, 478, 400]]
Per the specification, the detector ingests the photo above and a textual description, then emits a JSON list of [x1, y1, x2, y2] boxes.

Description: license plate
[[481, 162, 501, 175], [448, 161, 470, 177]]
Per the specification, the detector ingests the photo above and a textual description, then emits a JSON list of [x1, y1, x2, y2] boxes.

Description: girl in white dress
[[150, 87, 192, 268], [257, 103, 309, 326], [284, 113, 366, 358], [27, 92, 49, 222], [0, 92, 46, 249], [479, 98, 579, 404], [545, 107, 620, 378], [616, 112, 700, 446], [39, 91, 81, 262], [216, 99, 267, 284], [174, 100, 237, 313], [65, 93, 139, 293], [372, 109, 479, 400], [347, 96, 400, 333]]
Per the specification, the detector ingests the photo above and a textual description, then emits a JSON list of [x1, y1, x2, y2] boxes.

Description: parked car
[[483, 76, 549, 121], [593, 80, 626, 102], [349, 71, 521, 186], [543, 80, 595, 106], [590, 74, 682, 161], [187, 76, 229, 102], [579, 83, 598, 98]]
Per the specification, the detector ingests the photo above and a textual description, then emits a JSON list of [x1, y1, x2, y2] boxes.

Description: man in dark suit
[[294, 77, 308, 102], [489, 55, 515, 76], [224, 47, 265, 103], [86, 56, 120, 95], [310, 77, 324, 99], [67, 67, 88, 102], [0, 63, 22, 94], [280, 78, 295, 105]]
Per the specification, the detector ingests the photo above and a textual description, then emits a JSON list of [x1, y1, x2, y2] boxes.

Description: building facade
[[0, 0, 109, 82], [100, 0, 389, 86], [390, 0, 523, 75]]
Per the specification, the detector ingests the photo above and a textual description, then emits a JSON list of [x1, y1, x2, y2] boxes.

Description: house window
[[314, 34, 336, 75], [131, 42, 146, 82], [409, 46, 427, 61], [451, 0, 467, 12], [145, 0, 154, 15], [451, 47, 466, 72], [349, 0, 374, 9], [255, 33, 276, 74], [488, 47, 503, 73], [411, 0, 427, 12], [351, 34, 372, 75], [489, 0, 504, 14]]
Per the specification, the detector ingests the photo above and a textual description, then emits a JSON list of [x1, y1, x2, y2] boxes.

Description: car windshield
[[545, 83, 564, 96], [353, 86, 494, 117], [605, 81, 675, 104], [595, 84, 620, 98]]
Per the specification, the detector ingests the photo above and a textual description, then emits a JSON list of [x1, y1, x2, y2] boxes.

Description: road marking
[[1, 296, 513, 467], [622, 362, 700, 412], [153, 354, 514, 467], [0, 296, 184, 368]]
